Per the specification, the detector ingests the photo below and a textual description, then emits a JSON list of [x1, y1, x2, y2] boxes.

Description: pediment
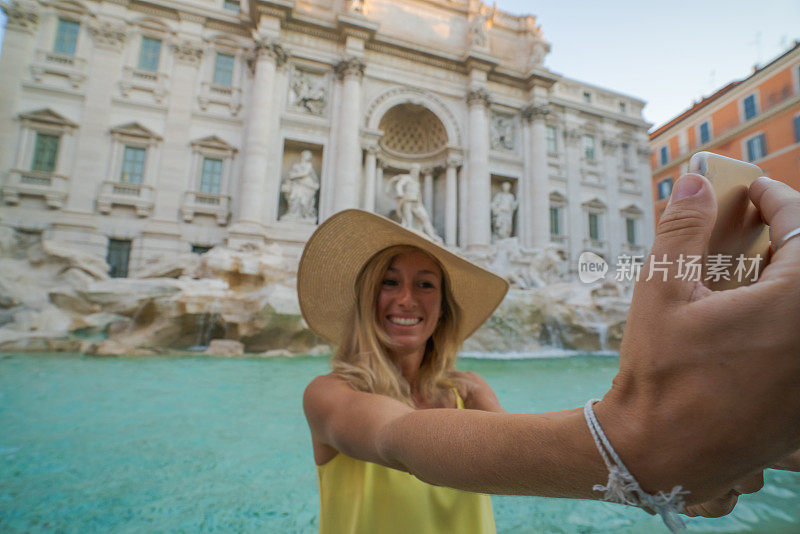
[[549, 191, 567, 203], [53, 0, 91, 16], [19, 108, 77, 128], [620, 204, 643, 216], [109, 122, 162, 140], [191, 135, 237, 152], [582, 197, 607, 210]]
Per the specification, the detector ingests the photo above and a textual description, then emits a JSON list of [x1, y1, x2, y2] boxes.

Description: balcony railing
[[30, 49, 87, 88], [181, 190, 231, 225], [97, 180, 154, 217], [2, 170, 69, 208], [119, 67, 169, 103]]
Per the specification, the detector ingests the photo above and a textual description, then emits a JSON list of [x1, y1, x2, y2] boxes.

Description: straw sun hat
[[297, 209, 509, 345]]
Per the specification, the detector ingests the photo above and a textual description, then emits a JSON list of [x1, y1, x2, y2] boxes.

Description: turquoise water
[[0, 353, 797, 533]]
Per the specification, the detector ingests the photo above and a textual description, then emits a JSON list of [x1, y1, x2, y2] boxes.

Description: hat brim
[[297, 209, 509, 345]]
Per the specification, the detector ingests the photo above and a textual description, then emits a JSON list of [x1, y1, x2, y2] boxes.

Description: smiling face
[[376, 250, 443, 361]]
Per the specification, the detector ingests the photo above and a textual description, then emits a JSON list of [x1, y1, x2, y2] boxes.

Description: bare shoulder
[[303, 374, 353, 417], [452, 370, 505, 413]]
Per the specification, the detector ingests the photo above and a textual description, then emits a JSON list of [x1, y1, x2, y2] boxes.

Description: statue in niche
[[387, 163, 442, 243], [468, 6, 493, 49], [491, 114, 514, 150], [280, 150, 319, 221], [290, 71, 326, 115], [491, 182, 517, 240], [347, 0, 365, 14]]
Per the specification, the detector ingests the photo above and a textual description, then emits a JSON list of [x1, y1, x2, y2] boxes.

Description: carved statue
[[280, 150, 319, 221], [291, 71, 326, 115], [468, 7, 493, 49], [347, 0, 365, 14], [491, 114, 514, 150], [387, 164, 442, 243], [491, 182, 517, 240]]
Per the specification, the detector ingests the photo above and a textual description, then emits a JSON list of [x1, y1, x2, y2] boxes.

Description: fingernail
[[669, 175, 704, 205]]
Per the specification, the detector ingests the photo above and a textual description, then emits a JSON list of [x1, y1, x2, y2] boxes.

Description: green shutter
[[200, 158, 223, 194], [213, 53, 234, 87], [32, 133, 59, 172], [120, 146, 146, 184], [138, 37, 161, 71], [54, 19, 79, 56]]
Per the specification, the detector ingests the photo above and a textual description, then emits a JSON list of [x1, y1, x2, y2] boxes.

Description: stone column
[[563, 118, 585, 268], [363, 144, 378, 211], [233, 39, 287, 234], [445, 156, 460, 246], [602, 134, 622, 264], [466, 88, 491, 250], [333, 57, 365, 212], [0, 0, 39, 175], [423, 168, 434, 216], [522, 103, 550, 250]]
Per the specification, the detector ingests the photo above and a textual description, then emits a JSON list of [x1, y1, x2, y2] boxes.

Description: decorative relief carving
[[171, 41, 203, 65], [288, 69, 327, 115], [255, 39, 288, 66], [364, 86, 462, 146], [2, 0, 39, 32], [335, 57, 365, 80], [88, 22, 127, 50], [602, 138, 619, 151], [490, 112, 515, 151], [521, 104, 549, 121], [466, 88, 491, 107], [446, 155, 462, 168], [378, 104, 448, 156], [565, 128, 582, 146]]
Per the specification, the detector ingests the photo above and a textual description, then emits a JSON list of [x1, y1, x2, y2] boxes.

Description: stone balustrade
[[2, 169, 69, 208], [97, 180, 154, 217], [181, 190, 231, 225]]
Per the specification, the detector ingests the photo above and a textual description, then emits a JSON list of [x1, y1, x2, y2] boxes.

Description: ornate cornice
[[88, 21, 128, 51], [466, 88, 491, 107], [335, 57, 365, 80], [171, 40, 204, 65], [254, 39, 288, 66], [521, 103, 549, 122], [1, 0, 40, 32]]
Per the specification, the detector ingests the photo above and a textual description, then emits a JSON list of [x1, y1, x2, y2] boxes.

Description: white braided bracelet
[[584, 399, 689, 532]]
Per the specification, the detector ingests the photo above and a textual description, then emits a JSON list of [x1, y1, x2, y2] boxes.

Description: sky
[[497, 0, 800, 130], [1, 1, 799, 130]]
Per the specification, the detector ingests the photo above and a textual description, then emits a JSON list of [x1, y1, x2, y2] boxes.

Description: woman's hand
[[683, 471, 765, 518], [595, 174, 800, 504], [452, 371, 506, 413]]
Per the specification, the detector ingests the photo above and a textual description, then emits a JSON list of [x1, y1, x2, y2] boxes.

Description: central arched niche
[[378, 103, 448, 158], [376, 103, 449, 237]]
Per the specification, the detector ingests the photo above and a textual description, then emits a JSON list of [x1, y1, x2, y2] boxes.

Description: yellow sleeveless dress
[[316, 391, 496, 534]]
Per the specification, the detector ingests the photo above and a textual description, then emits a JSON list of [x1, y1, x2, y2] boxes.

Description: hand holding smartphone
[[687, 151, 769, 290]]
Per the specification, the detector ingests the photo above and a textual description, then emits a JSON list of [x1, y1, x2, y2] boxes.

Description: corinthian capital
[[466, 88, 491, 107], [1, 0, 39, 32], [255, 39, 288, 66], [88, 21, 128, 51], [170, 41, 203, 65], [521, 104, 550, 122], [335, 57, 366, 80]]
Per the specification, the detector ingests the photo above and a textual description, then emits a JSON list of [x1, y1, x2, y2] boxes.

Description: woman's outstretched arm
[[306, 175, 800, 508]]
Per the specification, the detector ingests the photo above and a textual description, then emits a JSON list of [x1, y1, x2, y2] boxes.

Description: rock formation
[[0, 228, 631, 356]]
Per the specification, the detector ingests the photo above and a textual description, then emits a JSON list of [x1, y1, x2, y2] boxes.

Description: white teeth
[[389, 316, 421, 326]]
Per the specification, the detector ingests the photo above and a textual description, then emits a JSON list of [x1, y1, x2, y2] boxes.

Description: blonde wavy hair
[[331, 245, 463, 407]]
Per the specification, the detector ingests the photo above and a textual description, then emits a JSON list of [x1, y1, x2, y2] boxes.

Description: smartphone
[[687, 151, 768, 290]]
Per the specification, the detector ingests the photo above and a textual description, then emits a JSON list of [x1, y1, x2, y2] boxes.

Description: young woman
[[300, 174, 800, 533]]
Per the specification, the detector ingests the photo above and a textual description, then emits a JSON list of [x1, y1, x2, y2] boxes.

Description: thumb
[[636, 173, 717, 305]]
